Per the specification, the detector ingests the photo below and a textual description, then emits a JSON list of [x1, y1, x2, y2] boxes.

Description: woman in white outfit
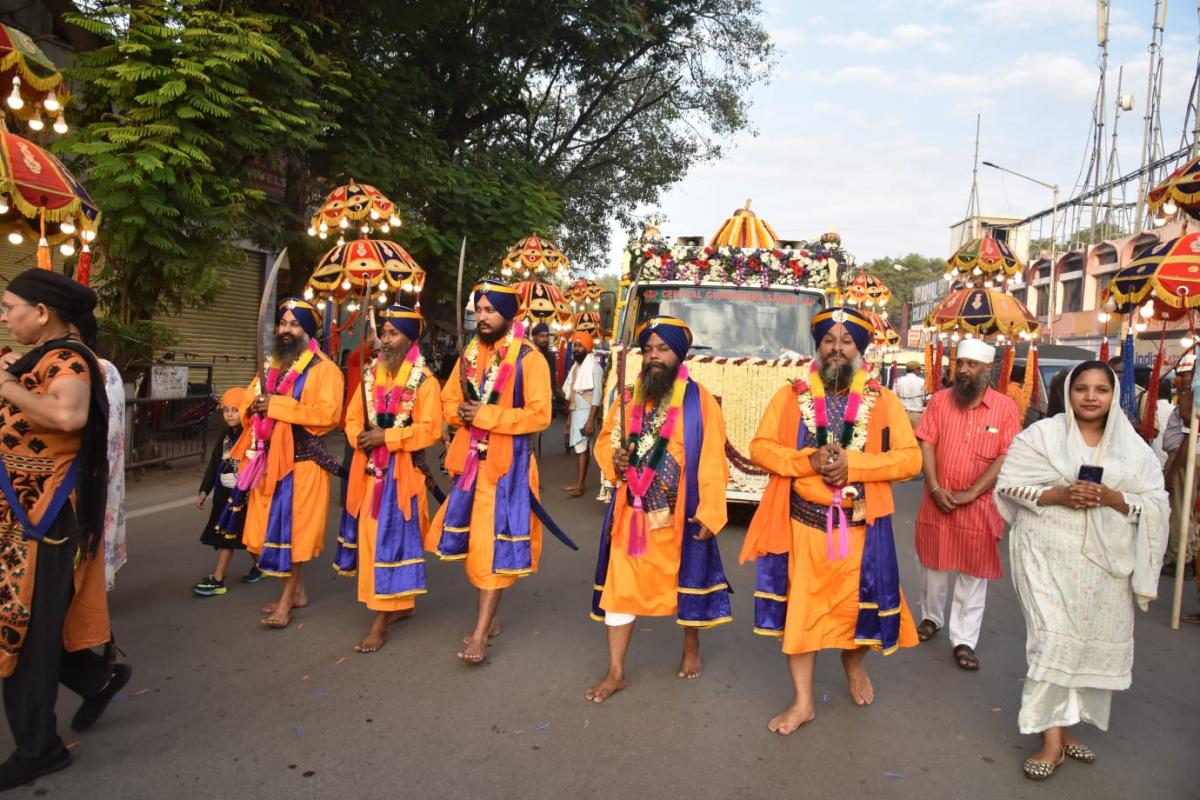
[[994, 361, 1168, 781]]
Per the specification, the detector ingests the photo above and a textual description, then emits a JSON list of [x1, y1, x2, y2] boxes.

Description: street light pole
[[981, 161, 1061, 341]]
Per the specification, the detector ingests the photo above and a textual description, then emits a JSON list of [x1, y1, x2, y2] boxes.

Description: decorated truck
[[606, 202, 856, 501]]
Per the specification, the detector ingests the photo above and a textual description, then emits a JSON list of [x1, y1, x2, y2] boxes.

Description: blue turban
[[472, 279, 519, 321], [811, 306, 873, 354], [277, 297, 322, 340], [530, 322, 550, 336], [635, 316, 692, 361], [378, 305, 424, 341]]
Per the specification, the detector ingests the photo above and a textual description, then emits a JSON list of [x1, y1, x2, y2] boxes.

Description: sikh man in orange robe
[[741, 306, 920, 734], [335, 306, 442, 653], [426, 280, 553, 664], [222, 298, 344, 628], [585, 316, 731, 703]]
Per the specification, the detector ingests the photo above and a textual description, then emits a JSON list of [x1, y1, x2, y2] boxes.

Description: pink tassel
[[237, 452, 267, 490], [825, 489, 850, 560], [628, 498, 647, 557]]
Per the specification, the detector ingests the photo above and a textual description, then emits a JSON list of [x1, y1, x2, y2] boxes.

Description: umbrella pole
[[1172, 412, 1197, 629]]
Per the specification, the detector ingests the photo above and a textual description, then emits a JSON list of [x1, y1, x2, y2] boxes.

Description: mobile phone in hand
[[1077, 464, 1104, 484]]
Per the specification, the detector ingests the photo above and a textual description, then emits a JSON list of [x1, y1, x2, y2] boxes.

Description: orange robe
[[592, 383, 729, 619], [747, 383, 921, 655], [237, 352, 344, 567], [425, 342, 551, 589], [343, 366, 442, 611]]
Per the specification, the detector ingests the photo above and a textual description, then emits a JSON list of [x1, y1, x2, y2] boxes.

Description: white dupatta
[[995, 364, 1169, 610]]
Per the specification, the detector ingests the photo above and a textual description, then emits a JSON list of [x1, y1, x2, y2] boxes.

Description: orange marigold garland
[[997, 345, 1014, 393], [1018, 345, 1037, 418]]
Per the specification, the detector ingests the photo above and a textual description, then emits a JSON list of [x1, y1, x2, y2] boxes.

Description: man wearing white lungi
[[562, 332, 602, 498]]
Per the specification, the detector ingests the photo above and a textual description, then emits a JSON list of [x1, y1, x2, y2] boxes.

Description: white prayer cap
[[956, 338, 996, 364]]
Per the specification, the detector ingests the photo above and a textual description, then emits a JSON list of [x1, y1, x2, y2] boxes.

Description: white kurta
[[1008, 500, 1135, 733]]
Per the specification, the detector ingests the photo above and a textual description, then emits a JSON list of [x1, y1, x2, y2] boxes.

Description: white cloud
[[818, 22, 954, 52], [970, 0, 1094, 28], [829, 65, 897, 86]]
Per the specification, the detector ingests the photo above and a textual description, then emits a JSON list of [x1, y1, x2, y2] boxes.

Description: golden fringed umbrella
[[1108, 232, 1200, 311], [947, 233, 1024, 280], [307, 181, 400, 239], [573, 310, 602, 337], [861, 309, 900, 347], [515, 279, 572, 331], [305, 238, 426, 307], [501, 234, 571, 280], [709, 199, 778, 249], [0, 24, 68, 131], [566, 277, 603, 311], [925, 286, 1039, 338], [843, 272, 893, 308], [1148, 155, 1200, 220]]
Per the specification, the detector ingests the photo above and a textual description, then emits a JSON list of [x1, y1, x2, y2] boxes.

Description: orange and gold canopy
[[306, 238, 425, 301], [709, 199, 778, 249], [501, 234, 570, 280]]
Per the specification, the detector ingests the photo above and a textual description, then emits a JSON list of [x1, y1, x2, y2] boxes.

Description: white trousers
[[917, 564, 988, 649], [604, 612, 636, 627]]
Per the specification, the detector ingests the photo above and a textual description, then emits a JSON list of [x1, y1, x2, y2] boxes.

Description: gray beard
[[816, 354, 861, 390], [272, 334, 305, 365], [380, 348, 406, 373], [952, 373, 989, 407]]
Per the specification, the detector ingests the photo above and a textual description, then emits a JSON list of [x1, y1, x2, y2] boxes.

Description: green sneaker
[[192, 576, 227, 597]]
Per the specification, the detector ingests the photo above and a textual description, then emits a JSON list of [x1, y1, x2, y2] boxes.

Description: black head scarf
[[7, 269, 99, 347], [5, 270, 108, 556]]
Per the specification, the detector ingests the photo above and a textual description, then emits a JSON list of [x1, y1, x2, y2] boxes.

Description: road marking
[[127, 495, 197, 520]]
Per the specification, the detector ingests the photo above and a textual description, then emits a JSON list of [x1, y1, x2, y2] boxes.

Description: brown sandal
[[916, 619, 940, 642], [953, 644, 979, 670]]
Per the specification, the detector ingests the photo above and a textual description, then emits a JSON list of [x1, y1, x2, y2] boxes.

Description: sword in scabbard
[[456, 235, 471, 402], [615, 255, 647, 456]]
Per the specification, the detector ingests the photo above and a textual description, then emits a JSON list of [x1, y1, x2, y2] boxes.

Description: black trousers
[[2, 512, 110, 762]]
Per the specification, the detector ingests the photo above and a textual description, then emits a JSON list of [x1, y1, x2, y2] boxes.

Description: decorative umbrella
[[573, 310, 602, 337], [307, 181, 400, 240], [709, 199, 778, 249], [861, 309, 900, 348], [0, 129, 101, 275], [305, 238, 425, 308], [1108, 232, 1200, 311], [566, 277, 603, 312], [843, 272, 893, 308], [514, 279, 571, 331], [925, 286, 1039, 338], [1147, 155, 1200, 220], [0, 24, 68, 133], [501, 234, 571, 280], [947, 233, 1024, 281]]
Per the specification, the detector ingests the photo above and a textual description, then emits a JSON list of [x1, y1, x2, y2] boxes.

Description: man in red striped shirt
[[914, 338, 1020, 671]]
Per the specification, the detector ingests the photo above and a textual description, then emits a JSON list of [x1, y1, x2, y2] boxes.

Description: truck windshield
[[635, 285, 824, 359]]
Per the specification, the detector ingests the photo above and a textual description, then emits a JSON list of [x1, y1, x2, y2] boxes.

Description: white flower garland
[[795, 378, 878, 453], [362, 354, 427, 429]]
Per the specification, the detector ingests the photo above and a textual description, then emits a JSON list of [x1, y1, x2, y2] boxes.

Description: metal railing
[[124, 362, 215, 469]]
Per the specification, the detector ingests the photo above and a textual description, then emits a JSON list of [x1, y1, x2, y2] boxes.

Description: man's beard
[[952, 372, 989, 407], [816, 352, 861, 390], [380, 345, 407, 373], [477, 321, 510, 345], [272, 332, 305, 364], [573, 350, 586, 364], [641, 361, 679, 403]]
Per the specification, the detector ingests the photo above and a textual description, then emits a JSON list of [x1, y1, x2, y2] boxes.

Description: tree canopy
[[56, 0, 774, 356]]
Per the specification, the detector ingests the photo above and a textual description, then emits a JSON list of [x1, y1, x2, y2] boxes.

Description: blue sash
[[0, 460, 78, 542]]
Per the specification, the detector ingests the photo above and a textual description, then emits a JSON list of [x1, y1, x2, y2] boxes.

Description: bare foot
[[355, 615, 389, 653], [584, 673, 626, 703], [388, 609, 415, 624], [842, 650, 874, 705], [767, 703, 815, 735], [677, 634, 702, 679], [262, 592, 307, 615], [462, 619, 501, 645], [456, 636, 487, 665], [261, 599, 292, 628]]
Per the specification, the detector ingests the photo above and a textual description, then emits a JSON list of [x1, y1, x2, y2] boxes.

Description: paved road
[[4, 442, 1196, 799]]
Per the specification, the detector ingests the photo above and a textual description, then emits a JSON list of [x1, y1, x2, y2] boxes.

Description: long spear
[[456, 236, 471, 400], [616, 255, 648, 448]]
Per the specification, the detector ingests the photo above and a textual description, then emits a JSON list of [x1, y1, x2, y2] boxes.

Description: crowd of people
[[0, 271, 1187, 789]]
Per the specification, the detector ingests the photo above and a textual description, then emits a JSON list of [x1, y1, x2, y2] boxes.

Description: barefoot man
[[562, 331, 603, 498], [586, 316, 731, 703], [741, 306, 920, 734], [427, 280, 552, 663], [335, 306, 441, 653], [225, 298, 344, 628]]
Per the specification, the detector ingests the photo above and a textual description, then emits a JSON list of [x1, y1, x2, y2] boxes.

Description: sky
[[606, 0, 1200, 269]]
